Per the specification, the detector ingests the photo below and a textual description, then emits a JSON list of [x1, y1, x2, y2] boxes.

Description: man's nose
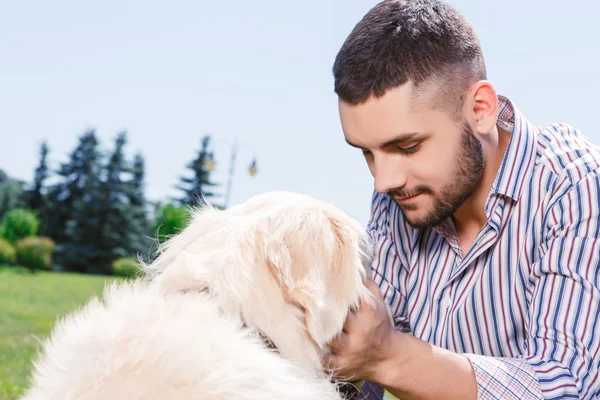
[[373, 156, 407, 194]]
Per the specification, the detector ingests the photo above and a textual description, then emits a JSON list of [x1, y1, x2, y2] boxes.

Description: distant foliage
[[152, 203, 190, 244], [112, 257, 142, 278], [23, 141, 50, 213], [175, 135, 220, 207], [0, 237, 17, 265], [2, 129, 222, 275], [0, 169, 26, 220], [0, 208, 40, 244], [15, 236, 55, 271], [41, 130, 154, 274]]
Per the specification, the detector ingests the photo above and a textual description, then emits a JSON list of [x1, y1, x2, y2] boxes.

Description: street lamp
[[203, 137, 258, 209], [204, 154, 216, 172]]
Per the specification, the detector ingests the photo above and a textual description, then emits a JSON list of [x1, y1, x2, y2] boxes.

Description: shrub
[[112, 257, 142, 278], [1, 208, 40, 243], [15, 236, 55, 271], [0, 237, 16, 264], [152, 203, 189, 243]]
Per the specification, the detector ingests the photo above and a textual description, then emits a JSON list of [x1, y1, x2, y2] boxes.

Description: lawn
[[0, 265, 399, 400], [0, 266, 121, 400]]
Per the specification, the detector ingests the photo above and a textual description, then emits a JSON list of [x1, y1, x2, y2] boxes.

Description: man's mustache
[[389, 185, 432, 199]]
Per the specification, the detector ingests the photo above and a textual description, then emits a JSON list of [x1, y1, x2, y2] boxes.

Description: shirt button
[[442, 295, 452, 308]]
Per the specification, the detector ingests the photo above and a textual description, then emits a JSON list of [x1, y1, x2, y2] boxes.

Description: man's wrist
[[368, 331, 478, 400], [368, 329, 408, 387]]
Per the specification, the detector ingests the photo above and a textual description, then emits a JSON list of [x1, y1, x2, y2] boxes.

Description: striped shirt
[[365, 95, 600, 399]]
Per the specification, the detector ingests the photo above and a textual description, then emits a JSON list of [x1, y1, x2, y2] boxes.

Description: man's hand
[[323, 278, 478, 400], [323, 278, 396, 383]]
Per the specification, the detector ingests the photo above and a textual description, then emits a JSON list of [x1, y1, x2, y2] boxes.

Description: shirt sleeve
[[366, 191, 411, 333], [463, 171, 600, 399]]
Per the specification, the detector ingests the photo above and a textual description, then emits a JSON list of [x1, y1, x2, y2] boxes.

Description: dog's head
[[143, 191, 375, 373]]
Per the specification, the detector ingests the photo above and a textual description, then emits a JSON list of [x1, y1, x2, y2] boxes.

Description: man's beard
[[390, 122, 485, 229]]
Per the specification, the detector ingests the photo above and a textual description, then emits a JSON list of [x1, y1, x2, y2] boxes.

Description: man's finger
[[322, 353, 335, 372], [323, 354, 350, 379], [342, 308, 358, 334], [329, 330, 349, 353], [365, 278, 383, 299]]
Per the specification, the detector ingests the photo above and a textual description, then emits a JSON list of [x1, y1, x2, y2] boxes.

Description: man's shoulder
[[535, 122, 600, 185]]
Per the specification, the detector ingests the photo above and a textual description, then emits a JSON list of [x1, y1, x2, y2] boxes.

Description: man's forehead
[[338, 82, 442, 118], [340, 85, 431, 129]]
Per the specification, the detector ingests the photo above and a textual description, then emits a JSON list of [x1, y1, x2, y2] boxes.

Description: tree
[[93, 131, 131, 270], [40, 130, 153, 274], [24, 141, 50, 213], [175, 135, 219, 208], [126, 152, 152, 259], [0, 169, 26, 219], [42, 130, 105, 273], [96, 132, 150, 269]]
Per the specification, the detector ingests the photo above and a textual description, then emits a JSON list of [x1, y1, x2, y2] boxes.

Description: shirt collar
[[488, 95, 538, 203]]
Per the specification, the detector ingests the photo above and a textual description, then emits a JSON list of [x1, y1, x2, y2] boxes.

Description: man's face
[[340, 84, 485, 229]]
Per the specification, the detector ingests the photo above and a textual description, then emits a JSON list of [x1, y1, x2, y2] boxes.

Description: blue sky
[[1, 0, 598, 224]]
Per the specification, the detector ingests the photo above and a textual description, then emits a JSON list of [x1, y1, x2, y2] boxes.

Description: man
[[325, 1, 600, 399]]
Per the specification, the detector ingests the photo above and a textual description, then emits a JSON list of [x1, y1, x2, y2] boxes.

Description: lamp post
[[203, 137, 258, 209]]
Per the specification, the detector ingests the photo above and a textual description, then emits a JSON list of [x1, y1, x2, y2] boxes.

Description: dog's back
[[21, 280, 343, 400]]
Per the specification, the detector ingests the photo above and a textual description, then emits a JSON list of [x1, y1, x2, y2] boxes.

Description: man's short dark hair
[[333, 0, 486, 116]]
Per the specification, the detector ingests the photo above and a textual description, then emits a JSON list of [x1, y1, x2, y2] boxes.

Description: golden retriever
[[21, 191, 376, 400]]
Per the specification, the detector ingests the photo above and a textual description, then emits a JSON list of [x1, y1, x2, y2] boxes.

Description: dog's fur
[[21, 191, 377, 400]]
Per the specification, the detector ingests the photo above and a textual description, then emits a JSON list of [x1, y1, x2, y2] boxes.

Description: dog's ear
[[304, 214, 374, 348], [263, 211, 373, 350]]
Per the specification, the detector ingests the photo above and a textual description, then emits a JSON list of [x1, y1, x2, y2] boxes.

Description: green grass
[[0, 266, 121, 400], [0, 265, 400, 400]]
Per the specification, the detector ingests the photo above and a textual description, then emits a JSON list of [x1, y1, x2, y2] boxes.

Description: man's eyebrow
[[345, 132, 421, 150], [345, 139, 362, 148]]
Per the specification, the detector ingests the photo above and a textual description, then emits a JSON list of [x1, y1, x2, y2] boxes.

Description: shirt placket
[[434, 202, 505, 347]]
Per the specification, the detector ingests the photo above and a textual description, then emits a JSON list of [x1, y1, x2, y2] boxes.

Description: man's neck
[[452, 126, 512, 253]]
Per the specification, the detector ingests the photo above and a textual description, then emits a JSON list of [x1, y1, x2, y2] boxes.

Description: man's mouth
[[395, 192, 422, 203]]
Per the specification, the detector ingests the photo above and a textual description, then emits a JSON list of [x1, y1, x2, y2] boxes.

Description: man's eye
[[397, 143, 420, 154]]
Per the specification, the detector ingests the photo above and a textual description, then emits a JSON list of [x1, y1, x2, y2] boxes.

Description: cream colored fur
[[21, 191, 376, 400]]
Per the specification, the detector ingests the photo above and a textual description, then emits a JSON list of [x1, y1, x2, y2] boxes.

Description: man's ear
[[468, 80, 499, 136]]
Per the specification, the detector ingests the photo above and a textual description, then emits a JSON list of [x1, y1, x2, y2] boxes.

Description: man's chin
[[398, 207, 428, 228], [400, 207, 448, 230]]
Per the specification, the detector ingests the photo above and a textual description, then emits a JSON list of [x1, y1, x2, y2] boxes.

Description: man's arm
[[331, 279, 479, 400], [374, 330, 478, 399], [454, 172, 600, 399], [332, 175, 600, 399]]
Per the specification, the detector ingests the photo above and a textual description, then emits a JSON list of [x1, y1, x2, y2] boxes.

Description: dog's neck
[[244, 323, 278, 352], [180, 286, 361, 397], [181, 286, 279, 352]]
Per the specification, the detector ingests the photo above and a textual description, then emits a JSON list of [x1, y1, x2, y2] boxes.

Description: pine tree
[[96, 132, 150, 268], [42, 130, 105, 272], [25, 141, 50, 213], [175, 135, 219, 208], [95, 132, 131, 265], [126, 152, 151, 259]]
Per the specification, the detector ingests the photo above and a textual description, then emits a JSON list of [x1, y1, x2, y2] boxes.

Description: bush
[[0, 237, 16, 264], [0, 208, 40, 244], [15, 236, 55, 271], [152, 203, 189, 243], [112, 257, 142, 278]]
